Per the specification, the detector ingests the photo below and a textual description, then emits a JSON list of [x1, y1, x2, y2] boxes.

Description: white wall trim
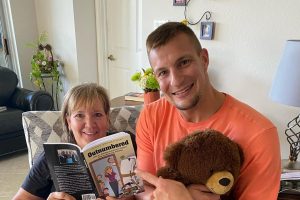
[[2, 0, 22, 87], [95, 0, 109, 89]]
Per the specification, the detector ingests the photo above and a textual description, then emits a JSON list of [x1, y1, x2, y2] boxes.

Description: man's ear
[[163, 142, 185, 169], [200, 48, 209, 69]]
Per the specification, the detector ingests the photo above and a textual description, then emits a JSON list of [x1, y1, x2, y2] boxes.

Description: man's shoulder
[[225, 94, 275, 127], [141, 97, 177, 118], [143, 97, 173, 110]]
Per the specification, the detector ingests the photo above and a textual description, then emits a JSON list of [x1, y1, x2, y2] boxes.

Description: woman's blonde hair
[[61, 83, 110, 142]]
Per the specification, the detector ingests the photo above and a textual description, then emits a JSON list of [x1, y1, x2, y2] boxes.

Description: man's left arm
[[235, 127, 281, 200]]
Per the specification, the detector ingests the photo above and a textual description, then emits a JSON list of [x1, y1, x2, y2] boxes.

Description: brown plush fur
[[157, 129, 244, 197]]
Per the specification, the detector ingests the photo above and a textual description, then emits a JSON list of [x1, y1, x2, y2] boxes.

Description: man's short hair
[[146, 22, 202, 55]]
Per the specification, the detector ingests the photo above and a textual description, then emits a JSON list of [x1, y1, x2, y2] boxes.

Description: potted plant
[[131, 67, 160, 104], [28, 32, 62, 92]]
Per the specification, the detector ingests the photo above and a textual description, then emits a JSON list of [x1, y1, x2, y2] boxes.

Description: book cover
[[43, 132, 144, 199], [124, 92, 144, 102]]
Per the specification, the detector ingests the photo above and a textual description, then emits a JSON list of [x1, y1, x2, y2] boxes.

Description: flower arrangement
[[131, 67, 159, 93], [28, 32, 62, 92]]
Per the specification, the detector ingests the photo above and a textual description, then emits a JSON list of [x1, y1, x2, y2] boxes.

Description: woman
[[13, 83, 112, 200]]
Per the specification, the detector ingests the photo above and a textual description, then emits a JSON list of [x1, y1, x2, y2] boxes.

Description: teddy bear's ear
[[163, 142, 185, 169]]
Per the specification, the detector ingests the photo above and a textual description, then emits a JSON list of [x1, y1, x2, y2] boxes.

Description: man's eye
[[157, 70, 167, 78], [180, 59, 191, 67]]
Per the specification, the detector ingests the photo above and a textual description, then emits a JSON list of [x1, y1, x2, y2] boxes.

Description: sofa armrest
[[9, 88, 54, 111]]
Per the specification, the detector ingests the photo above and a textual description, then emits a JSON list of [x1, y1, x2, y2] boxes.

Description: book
[[124, 92, 144, 102], [0, 106, 7, 112], [43, 132, 144, 200]]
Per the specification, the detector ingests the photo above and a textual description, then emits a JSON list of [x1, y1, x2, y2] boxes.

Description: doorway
[[96, 0, 142, 99]]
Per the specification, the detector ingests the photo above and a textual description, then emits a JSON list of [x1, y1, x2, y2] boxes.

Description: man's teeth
[[173, 85, 191, 95]]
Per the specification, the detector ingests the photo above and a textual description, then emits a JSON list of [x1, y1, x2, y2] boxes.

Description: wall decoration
[[200, 21, 214, 40], [173, 0, 186, 6]]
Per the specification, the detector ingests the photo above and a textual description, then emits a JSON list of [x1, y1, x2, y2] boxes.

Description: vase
[[144, 91, 160, 105]]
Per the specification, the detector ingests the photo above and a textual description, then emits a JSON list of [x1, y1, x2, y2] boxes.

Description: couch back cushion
[[0, 66, 18, 105], [22, 106, 142, 167]]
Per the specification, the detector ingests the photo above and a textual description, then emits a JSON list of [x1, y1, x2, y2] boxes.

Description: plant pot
[[144, 91, 160, 105]]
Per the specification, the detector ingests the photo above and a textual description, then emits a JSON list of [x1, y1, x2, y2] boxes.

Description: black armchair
[[0, 66, 54, 156]]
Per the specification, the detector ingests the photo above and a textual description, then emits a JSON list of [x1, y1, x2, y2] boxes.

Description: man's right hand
[[136, 169, 220, 200], [187, 184, 221, 200]]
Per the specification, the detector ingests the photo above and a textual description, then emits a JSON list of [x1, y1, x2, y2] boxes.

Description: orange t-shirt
[[136, 94, 281, 200]]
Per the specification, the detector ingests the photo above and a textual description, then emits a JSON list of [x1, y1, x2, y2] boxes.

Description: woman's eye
[[74, 113, 84, 119], [95, 112, 103, 117]]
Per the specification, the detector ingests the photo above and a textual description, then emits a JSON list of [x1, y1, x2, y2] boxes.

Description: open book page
[[43, 143, 98, 200], [82, 132, 144, 198]]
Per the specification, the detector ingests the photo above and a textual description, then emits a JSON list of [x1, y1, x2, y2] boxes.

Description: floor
[[0, 151, 29, 200]]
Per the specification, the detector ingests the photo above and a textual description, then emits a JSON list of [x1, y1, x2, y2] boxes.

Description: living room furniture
[[110, 95, 143, 107], [278, 179, 300, 200], [22, 106, 142, 167], [0, 66, 54, 156], [269, 40, 300, 170]]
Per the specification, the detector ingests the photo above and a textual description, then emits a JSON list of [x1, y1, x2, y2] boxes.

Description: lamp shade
[[270, 40, 300, 107]]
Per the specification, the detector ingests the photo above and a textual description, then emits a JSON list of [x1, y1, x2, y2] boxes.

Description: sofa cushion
[[22, 111, 66, 167], [0, 108, 23, 137], [0, 66, 18, 106], [22, 106, 142, 167]]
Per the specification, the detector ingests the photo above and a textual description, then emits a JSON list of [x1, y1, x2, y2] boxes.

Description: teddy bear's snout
[[206, 171, 234, 195], [219, 177, 230, 186]]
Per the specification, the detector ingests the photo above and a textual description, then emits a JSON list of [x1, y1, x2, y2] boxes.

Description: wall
[[9, 0, 98, 108], [9, 0, 38, 90], [73, 0, 98, 83], [142, 0, 300, 159], [34, 0, 98, 102], [34, 0, 78, 98]]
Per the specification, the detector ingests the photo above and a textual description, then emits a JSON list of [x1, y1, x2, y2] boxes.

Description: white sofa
[[22, 106, 142, 168]]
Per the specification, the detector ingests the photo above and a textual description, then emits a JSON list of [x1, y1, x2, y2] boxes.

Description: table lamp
[[270, 40, 300, 170]]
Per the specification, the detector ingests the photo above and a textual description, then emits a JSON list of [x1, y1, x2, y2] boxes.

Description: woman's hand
[[47, 192, 76, 200], [106, 196, 135, 200], [135, 169, 194, 200]]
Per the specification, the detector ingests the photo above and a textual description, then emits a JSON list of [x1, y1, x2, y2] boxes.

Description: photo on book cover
[[90, 154, 143, 198], [57, 149, 79, 164]]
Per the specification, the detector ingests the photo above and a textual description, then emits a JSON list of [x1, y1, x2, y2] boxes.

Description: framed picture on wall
[[200, 21, 215, 40], [173, 0, 186, 6]]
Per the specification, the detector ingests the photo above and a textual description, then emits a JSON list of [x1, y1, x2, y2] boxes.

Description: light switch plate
[[153, 20, 169, 30]]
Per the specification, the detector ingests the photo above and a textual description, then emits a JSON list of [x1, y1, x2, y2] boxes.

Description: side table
[[40, 73, 59, 110], [278, 180, 300, 200], [110, 96, 143, 107]]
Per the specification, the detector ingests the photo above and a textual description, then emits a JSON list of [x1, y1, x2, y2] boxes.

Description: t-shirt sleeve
[[21, 151, 54, 198], [235, 127, 281, 200], [136, 107, 156, 175]]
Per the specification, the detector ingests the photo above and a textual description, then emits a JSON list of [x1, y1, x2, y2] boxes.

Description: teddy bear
[[156, 129, 244, 199]]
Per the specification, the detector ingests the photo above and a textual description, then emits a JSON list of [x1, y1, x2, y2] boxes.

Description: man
[[135, 22, 281, 200]]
